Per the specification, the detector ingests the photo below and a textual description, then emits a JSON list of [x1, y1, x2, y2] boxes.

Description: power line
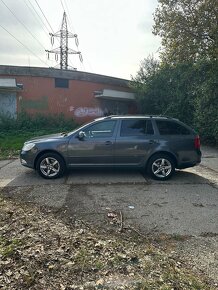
[[0, 0, 46, 50], [31, 0, 67, 68], [59, 0, 86, 71], [46, 12, 82, 70], [26, 0, 50, 34], [60, 0, 65, 12], [59, 0, 75, 36], [23, 0, 50, 39], [0, 23, 48, 67], [62, 0, 76, 33], [64, 0, 92, 72], [81, 55, 93, 73], [34, 0, 54, 33], [58, 0, 79, 70]]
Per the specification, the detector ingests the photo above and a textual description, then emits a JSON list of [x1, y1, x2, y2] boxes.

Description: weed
[[171, 234, 190, 242], [94, 260, 104, 270], [0, 237, 23, 258], [0, 112, 77, 132], [0, 112, 78, 159]]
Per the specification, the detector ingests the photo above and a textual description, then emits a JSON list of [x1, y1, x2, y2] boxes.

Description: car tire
[[147, 153, 175, 181], [36, 152, 66, 179]]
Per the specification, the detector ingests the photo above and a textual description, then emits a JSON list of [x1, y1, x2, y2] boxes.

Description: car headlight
[[22, 143, 35, 151]]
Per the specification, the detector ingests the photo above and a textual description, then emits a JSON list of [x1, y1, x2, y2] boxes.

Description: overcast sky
[[0, 0, 161, 79]]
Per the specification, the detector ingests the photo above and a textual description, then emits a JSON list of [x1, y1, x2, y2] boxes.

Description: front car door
[[67, 119, 118, 166]]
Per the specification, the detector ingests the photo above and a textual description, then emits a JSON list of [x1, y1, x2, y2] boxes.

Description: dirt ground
[[0, 145, 217, 288]]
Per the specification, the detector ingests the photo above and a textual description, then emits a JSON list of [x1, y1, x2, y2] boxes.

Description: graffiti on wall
[[70, 106, 103, 118]]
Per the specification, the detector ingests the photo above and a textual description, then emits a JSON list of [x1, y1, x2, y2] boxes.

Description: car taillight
[[194, 135, 201, 149]]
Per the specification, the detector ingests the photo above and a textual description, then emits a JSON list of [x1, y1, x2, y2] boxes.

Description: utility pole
[[46, 12, 83, 70]]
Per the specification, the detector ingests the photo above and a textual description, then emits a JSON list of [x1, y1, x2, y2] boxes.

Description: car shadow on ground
[[0, 163, 212, 188], [66, 166, 210, 185]]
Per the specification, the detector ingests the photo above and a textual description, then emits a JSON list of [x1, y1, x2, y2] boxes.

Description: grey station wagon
[[20, 115, 201, 180]]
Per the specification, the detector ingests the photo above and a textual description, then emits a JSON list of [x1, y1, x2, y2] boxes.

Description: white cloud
[[0, 0, 161, 79]]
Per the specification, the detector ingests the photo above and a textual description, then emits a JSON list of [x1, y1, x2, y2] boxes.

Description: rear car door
[[67, 119, 118, 165], [114, 118, 158, 166]]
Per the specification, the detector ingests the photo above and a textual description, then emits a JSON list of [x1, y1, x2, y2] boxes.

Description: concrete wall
[[0, 66, 137, 123], [0, 92, 17, 118]]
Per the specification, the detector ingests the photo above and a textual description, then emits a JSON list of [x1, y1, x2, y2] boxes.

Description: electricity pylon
[[46, 12, 83, 70]]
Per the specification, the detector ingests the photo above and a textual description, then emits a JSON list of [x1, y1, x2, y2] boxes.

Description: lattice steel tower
[[46, 12, 82, 70]]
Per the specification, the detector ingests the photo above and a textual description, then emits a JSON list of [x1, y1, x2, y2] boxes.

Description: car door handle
[[149, 139, 157, 144], [105, 141, 112, 145]]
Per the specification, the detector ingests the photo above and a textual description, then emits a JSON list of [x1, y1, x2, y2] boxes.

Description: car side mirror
[[78, 131, 86, 140]]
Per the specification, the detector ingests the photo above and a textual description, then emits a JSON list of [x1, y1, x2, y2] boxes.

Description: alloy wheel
[[151, 158, 172, 178], [40, 157, 60, 177]]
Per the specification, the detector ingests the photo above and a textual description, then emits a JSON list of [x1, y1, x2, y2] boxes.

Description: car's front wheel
[[36, 153, 66, 179], [147, 154, 175, 181]]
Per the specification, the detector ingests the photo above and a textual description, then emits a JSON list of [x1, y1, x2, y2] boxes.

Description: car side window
[[84, 120, 116, 138], [156, 120, 191, 135], [120, 119, 154, 136]]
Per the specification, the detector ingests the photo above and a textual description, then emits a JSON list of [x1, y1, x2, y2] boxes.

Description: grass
[[0, 113, 78, 159], [0, 129, 64, 160], [0, 237, 23, 258]]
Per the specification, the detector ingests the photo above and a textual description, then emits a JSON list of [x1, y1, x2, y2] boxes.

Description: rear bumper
[[177, 161, 201, 169], [177, 149, 201, 169]]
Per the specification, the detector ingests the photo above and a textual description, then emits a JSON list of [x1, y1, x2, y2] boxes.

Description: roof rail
[[104, 115, 119, 119], [156, 114, 173, 119], [148, 115, 169, 118]]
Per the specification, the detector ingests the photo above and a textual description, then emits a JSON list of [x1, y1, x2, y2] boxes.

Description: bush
[[193, 60, 218, 145], [0, 112, 77, 132], [132, 58, 218, 146]]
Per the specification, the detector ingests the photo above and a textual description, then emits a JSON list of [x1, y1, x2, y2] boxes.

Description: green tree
[[132, 0, 218, 145], [193, 60, 218, 144], [153, 0, 218, 63], [131, 57, 160, 114], [132, 58, 218, 144], [132, 58, 196, 124]]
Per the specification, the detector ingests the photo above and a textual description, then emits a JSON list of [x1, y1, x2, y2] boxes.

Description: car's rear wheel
[[147, 154, 175, 180], [36, 153, 65, 179]]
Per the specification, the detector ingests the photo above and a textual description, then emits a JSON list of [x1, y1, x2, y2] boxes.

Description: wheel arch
[[34, 150, 66, 169], [146, 151, 178, 169]]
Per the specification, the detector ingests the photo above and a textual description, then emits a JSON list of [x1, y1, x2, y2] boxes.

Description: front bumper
[[20, 150, 35, 169]]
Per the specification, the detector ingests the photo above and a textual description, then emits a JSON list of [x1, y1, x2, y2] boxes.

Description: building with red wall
[[0, 65, 137, 124]]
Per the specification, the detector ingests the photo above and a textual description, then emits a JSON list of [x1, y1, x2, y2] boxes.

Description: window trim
[[83, 120, 117, 138], [156, 120, 191, 135], [55, 78, 69, 88], [119, 119, 154, 137]]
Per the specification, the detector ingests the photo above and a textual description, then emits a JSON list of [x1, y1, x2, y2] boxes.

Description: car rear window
[[156, 120, 191, 135], [120, 119, 154, 136]]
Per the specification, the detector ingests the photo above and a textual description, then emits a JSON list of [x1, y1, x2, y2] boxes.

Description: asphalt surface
[[0, 146, 217, 236]]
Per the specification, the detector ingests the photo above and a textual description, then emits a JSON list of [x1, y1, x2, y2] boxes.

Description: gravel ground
[[172, 236, 218, 285]]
